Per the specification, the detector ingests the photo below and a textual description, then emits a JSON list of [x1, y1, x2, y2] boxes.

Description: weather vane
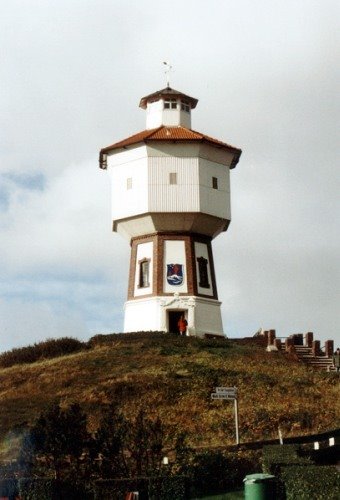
[[163, 61, 172, 87]]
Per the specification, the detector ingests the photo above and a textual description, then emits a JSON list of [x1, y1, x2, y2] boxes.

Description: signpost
[[211, 386, 239, 445]]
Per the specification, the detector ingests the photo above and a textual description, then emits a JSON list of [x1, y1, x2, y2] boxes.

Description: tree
[[94, 405, 129, 478], [19, 402, 90, 480], [173, 431, 193, 475], [127, 410, 165, 477], [189, 450, 238, 496]]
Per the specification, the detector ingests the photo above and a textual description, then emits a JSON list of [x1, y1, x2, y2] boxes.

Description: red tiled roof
[[99, 126, 242, 169]]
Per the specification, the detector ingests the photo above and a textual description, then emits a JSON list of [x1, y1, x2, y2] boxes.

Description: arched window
[[197, 256, 210, 288], [138, 258, 150, 288]]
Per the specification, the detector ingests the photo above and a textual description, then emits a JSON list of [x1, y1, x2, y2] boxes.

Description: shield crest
[[167, 263, 184, 286]]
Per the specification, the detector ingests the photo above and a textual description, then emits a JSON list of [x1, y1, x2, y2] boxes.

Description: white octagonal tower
[[99, 87, 241, 337]]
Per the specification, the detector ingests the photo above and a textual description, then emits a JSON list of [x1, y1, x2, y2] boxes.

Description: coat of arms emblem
[[167, 263, 184, 286]]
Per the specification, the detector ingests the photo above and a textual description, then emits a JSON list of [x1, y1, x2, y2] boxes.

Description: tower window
[[127, 177, 132, 190], [138, 258, 150, 288], [169, 172, 177, 185], [164, 98, 177, 109], [197, 256, 210, 288], [212, 177, 218, 190], [181, 101, 190, 112]]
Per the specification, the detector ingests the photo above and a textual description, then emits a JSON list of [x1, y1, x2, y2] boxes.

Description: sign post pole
[[234, 397, 239, 445], [211, 386, 239, 445]]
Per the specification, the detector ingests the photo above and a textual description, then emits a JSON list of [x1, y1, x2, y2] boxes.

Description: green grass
[[0, 332, 339, 461]]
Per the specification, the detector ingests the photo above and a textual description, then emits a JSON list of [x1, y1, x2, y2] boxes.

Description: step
[[308, 361, 333, 366], [277, 344, 335, 372]]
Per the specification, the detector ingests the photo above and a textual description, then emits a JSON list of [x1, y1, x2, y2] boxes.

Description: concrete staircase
[[292, 345, 336, 372], [259, 329, 337, 372]]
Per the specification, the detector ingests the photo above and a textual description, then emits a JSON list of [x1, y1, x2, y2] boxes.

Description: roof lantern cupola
[[139, 87, 198, 130]]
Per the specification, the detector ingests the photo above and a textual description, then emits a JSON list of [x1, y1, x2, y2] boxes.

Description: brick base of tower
[[124, 233, 225, 337]]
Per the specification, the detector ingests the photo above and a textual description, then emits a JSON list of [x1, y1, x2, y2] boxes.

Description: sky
[[0, 0, 339, 352]]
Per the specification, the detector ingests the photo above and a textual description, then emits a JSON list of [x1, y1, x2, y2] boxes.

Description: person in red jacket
[[178, 315, 188, 336]]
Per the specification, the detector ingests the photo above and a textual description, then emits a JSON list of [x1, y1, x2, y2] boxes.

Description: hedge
[[18, 478, 90, 500], [94, 476, 188, 500], [94, 478, 149, 500], [0, 337, 85, 368], [0, 478, 18, 499], [281, 465, 340, 500], [262, 444, 311, 475], [148, 475, 188, 500]]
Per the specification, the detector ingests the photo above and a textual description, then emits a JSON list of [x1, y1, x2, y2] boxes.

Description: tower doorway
[[168, 310, 187, 334]]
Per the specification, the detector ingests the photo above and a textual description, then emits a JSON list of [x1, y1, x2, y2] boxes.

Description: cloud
[[0, 159, 128, 352], [0, 298, 86, 352], [0, 0, 339, 351], [0, 159, 125, 273], [215, 153, 339, 342]]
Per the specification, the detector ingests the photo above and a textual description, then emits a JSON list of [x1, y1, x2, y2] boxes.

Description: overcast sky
[[1, 0, 339, 352]]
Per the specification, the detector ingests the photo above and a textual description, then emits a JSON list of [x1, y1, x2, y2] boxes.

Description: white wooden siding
[[148, 157, 199, 212], [199, 158, 231, 219], [146, 100, 191, 129], [110, 157, 148, 220]]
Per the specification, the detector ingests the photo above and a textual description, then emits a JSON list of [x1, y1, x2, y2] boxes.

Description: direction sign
[[215, 387, 237, 395], [211, 393, 236, 400]]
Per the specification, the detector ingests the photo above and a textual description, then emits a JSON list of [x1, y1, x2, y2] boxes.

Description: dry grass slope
[[0, 332, 339, 461]]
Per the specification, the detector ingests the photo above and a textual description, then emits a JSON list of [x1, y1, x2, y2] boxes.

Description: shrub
[[262, 444, 311, 475], [148, 475, 188, 500], [88, 331, 166, 348], [88, 333, 121, 347], [281, 465, 340, 500], [18, 478, 89, 500], [0, 478, 18, 499], [94, 476, 188, 500], [94, 478, 149, 500], [0, 337, 85, 367], [126, 410, 165, 477], [188, 450, 238, 496], [94, 405, 129, 478], [19, 402, 90, 481], [311, 444, 340, 465]]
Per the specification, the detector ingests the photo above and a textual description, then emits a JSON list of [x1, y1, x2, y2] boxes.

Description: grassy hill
[[0, 332, 339, 462]]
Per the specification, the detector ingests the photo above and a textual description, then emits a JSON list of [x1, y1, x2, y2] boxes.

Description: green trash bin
[[243, 473, 276, 500]]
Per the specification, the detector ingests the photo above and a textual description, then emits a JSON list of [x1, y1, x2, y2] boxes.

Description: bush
[[262, 444, 311, 475], [18, 478, 89, 500], [19, 402, 90, 482], [281, 465, 340, 500], [0, 337, 85, 367], [94, 476, 187, 500], [148, 475, 188, 500], [88, 333, 121, 347], [88, 332, 165, 348], [311, 444, 340, 465], [0, 478, 18, 499], [188, 450, 238, 497], [94, 478, 149, 500]]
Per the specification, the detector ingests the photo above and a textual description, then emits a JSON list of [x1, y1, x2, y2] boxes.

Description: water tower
[[99, 86, 241, 337]]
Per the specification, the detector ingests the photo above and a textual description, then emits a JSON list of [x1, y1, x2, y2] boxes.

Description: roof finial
[[163, 61, 172, 88]]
